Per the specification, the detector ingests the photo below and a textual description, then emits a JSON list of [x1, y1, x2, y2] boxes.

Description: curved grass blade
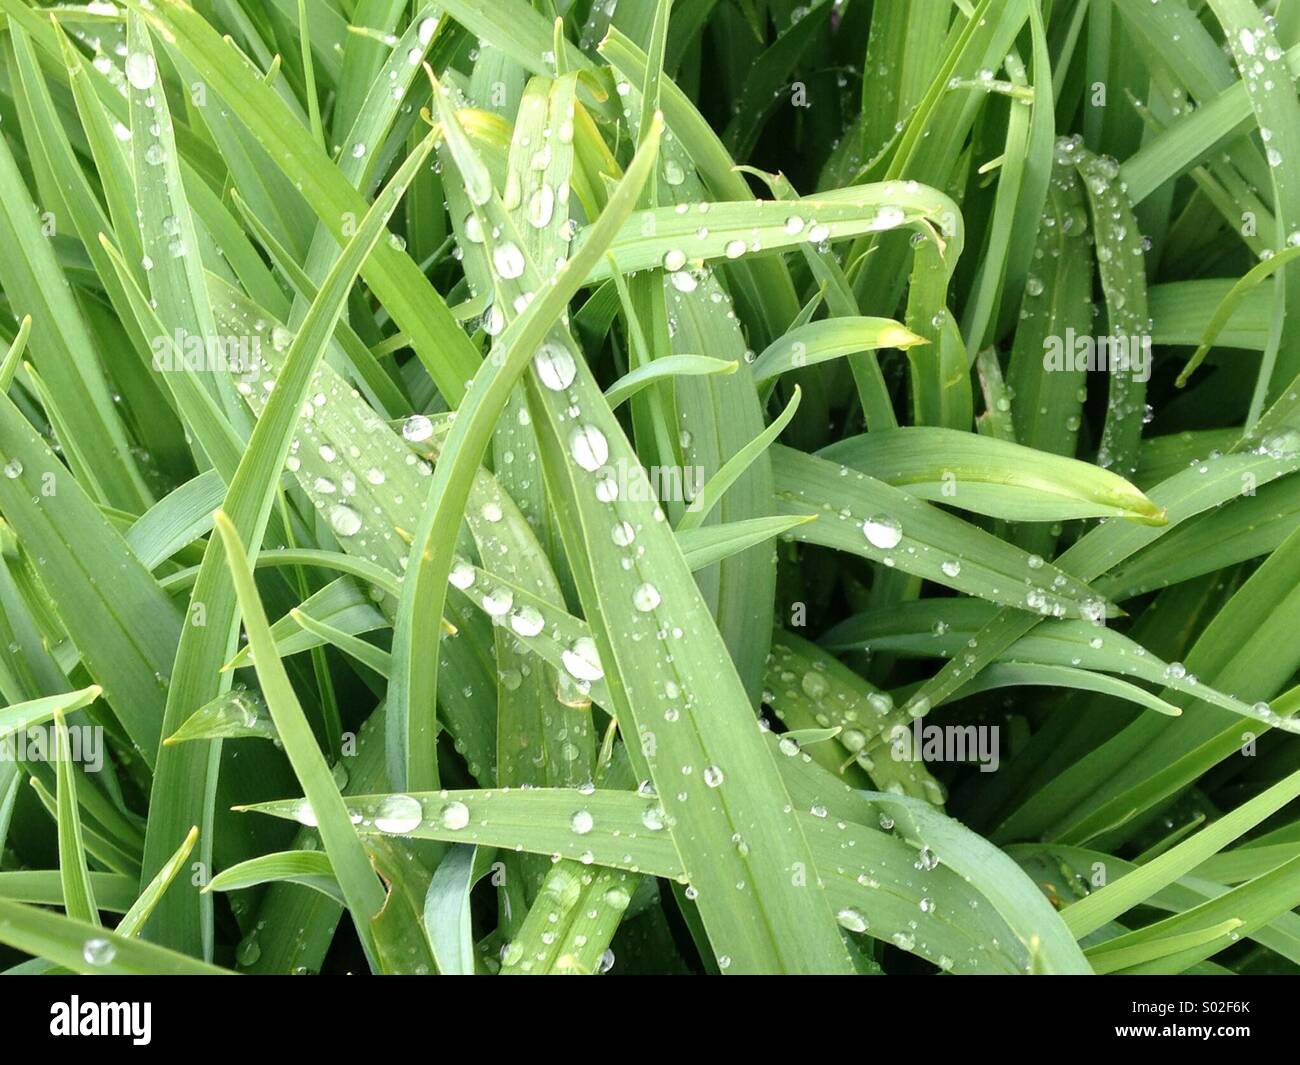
[[215, 511, 386, 965], [821, 428, 1165, 524], [604, 355, 738, 408], [53, 711, 98, 925], [139, 131, 434, 955], [0, 898, 231, 975], [207, 851, 344, 906]]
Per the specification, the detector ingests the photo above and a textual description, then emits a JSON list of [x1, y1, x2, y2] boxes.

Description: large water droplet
[[402, 414, 434, 442], [83, 937, 117, 966], [493, 243, 526, 279], [439, 801, 470, 830], [327, 503, 362, 538], [528, 185, 555, 228], [562, 637, 604, 681], [863, 515, 903, 550], [632, 582, 661, 612], [373, 794, 423, 834], [481, 586, 514, 616], [125, 52, 157, 91], [533, 341, 576, 391], [509, 605, 544, 637], [569, 425, 609, 472]]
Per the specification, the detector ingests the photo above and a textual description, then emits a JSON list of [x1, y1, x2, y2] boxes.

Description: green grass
[[0, 0, 1299, 976]]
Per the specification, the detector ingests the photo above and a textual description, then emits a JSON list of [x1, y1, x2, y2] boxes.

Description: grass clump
[[0, 0, 1299, 977]]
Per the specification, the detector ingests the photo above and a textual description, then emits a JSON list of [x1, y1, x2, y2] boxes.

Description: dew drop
[[533, 341, 577, 390], [402, 414, 434, 442], [125, 52, 157, 90], [327, 503, 362, 538], [562, 637, 604, 681], [82, 937, 117, 966], [863, 514, 903, 550], [478, 584, 513, 616], [373, 794, 423, 834], [509, 605, 545, 638], [528, 185, 555, 228], [439, 801, 470, 830], [569, 425, 609, 472], [493, 243, 526, 279], [632, 582, 661, 612]]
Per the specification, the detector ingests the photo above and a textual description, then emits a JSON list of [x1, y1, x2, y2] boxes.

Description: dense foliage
[[1, 0, 1299, 976]]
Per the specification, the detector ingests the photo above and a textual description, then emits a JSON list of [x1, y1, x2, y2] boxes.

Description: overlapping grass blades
[[3, 0, 1300, 979]]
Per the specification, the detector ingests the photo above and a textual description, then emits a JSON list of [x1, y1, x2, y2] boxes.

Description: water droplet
[[528, 185, 555, 228], [703, 765, 724, 787], [327, 503, 362, 537], [562, 637, 604, 681], [125, 52, 157, 91], [481, 586, 514, 616], [632, 582, 661, 612], [439, 801, 470, 830], [82, 937, 116, 966], [493, 242, 526, 279], [863, 514, 903, 550], [373, 794, 423, 834], [533, 341, 577, 390], [509, 605, 544, 637], [235, 934, 260, 966], [569, 425, 609, 472], [836, 907, 868, 933], [570, 810, 594, 835], [402, 414, 434, 442], [2, 458, 22, 479]]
